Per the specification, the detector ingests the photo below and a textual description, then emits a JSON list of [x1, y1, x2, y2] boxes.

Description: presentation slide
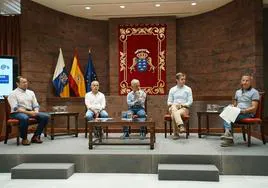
[[0, 58, 13, 98]]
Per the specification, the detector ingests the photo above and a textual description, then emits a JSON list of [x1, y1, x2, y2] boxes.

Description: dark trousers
[[10, 112, 50, 139], [123, 107, 146, 134]]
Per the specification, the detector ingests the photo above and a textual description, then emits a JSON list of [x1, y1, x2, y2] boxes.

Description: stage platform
[[0, 133, 267, 175]]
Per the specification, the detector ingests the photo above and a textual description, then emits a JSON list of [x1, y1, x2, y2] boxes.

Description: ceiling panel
[[0, 0, 20, 15], [31, 0, 234, 20]]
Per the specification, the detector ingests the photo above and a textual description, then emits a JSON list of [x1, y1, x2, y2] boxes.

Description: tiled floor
[[0, 173, 268, 188]]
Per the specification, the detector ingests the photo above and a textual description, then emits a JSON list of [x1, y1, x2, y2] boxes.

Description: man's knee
[[100, 111, 108, 118], [86, 114, 94, 120], [137, 111, 146, 118], [16, 114, 29, 123], [39, 113, 50, 121]]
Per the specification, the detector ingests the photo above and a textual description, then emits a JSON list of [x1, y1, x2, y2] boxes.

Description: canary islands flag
[[69, 48, 86, 97], [52, 48, 70, 97]]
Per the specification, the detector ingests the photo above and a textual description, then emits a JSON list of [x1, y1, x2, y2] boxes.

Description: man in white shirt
[[167, 72, 193, 140], [8, 76, 50, 145], [85, 81, 108, 120]]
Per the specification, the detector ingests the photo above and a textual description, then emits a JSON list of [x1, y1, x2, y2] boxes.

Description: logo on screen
[[0, 64, 10, 70]]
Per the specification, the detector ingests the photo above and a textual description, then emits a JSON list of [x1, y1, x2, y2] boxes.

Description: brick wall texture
[[7, 0, 262, 132], [177, 0, 264, 96]]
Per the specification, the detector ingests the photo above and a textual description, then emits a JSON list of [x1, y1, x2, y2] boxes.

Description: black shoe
[[121, 132, 129, 139]]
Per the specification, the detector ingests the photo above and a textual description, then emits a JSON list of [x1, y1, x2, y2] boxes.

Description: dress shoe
[[31, 136, 43, 144], [21, 139, 31, 146]]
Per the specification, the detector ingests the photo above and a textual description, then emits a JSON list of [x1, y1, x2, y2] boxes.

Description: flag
[[69, 48, 86, 97], [85, 50, 97, 92], [52, 48, 69, 97]]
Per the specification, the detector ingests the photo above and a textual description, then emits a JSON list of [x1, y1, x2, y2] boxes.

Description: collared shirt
[[127, 89, 146, 109], [85, 91, 106, 112], [235, 88, 259, 110], [8, 88, 40, 113], [167, 85, 193, 107]]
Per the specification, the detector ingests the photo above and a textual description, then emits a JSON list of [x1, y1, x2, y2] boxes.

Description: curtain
[[0, 15, 21, 139], [0, 15, 21, 60]]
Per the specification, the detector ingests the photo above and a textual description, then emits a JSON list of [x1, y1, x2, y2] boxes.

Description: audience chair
[[3, 96, 38, 145], [231, 92, 266, 147], [164, 110, 190, 139]]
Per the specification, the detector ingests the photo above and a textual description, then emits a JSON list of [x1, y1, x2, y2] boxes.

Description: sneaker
[[21, 139, 31, 146], [179, 125, 185, 133], [139, 132, 146, 140], [121, 132, 129, 139], [172, 134, 180, 140], [220, 130, 233, 140], [31, 136, 43, 144], [220, 139, 234, 147]]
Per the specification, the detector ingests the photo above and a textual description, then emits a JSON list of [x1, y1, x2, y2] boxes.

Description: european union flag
[[84, 51, 97, 92]]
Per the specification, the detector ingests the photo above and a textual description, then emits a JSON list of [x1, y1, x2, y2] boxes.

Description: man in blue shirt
[[167, 72, 193, 140], [122, 79, 147, 139], [220, 73, 259, 147]]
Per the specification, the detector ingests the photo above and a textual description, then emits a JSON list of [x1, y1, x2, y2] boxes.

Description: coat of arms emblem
[[129, 49, 155, 73]]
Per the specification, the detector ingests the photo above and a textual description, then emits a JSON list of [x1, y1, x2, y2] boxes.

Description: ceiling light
[[155, 4, 160, 7], [85, 6, 91, 10], [191, 2, 197, 6], [120, 5, 125, 9]]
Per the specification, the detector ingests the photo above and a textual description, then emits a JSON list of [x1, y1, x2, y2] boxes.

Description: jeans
[[123, 107, 146, 134], [10, 112, 50, 139], [224, 113, 254, 130], [86, 110, 109, 120]]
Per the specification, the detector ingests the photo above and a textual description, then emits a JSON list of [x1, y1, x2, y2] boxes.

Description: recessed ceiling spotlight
[[191, 2, 197, 6], [155, 4, 161, 7], [85, 6, 91, 10], [120, 5, 125, 9]]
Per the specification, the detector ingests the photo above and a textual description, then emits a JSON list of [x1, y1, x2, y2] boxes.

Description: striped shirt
[[8, 88, 40, 113]]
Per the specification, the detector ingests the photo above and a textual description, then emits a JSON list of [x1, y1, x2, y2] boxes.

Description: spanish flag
[[69, 49, 86, 97]]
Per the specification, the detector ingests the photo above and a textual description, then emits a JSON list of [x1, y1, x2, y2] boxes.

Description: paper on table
[[219, 105, 241, 124]]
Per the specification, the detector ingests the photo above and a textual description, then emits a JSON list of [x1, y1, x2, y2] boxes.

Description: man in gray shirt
[[220, 73, 259, 147], [8, 76, 50, 145]]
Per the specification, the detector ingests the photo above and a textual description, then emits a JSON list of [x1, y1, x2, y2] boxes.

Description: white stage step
[[11, 163, 75, 179], [158, 164, 219, 181]]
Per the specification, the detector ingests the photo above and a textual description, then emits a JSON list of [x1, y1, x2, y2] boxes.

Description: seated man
[[167, 72, 193, 140], [8, 76, 50, 145], [220, 73, 259, 147], [122, 79, 147, 139], [85, 80, 108, 120]]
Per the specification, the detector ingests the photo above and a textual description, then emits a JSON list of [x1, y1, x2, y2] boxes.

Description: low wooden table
[[48, 112, 79, 140], [197, 111, 223, 138], [87, 118, 156, 150]]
